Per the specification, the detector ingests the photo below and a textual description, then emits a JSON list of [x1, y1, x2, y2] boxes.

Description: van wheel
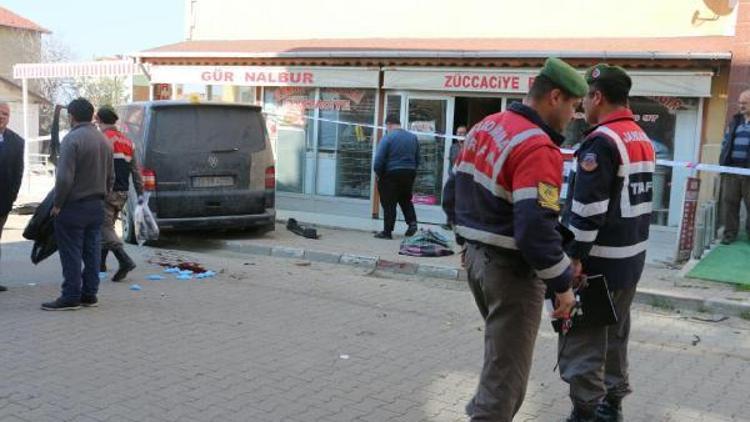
[[121, 202, 137, 245]]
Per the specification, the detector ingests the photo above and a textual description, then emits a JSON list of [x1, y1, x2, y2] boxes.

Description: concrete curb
[[222, 240, 750, 318]]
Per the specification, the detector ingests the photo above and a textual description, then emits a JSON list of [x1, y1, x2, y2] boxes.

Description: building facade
[[135, 0, 743, 229], [0, 6, 50, 141]]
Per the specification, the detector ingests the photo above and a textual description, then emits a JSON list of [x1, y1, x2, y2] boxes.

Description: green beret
[[585, 64, 632, 92], [539, 57, 588, 98]]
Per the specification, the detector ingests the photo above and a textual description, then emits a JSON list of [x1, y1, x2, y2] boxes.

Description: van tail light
[[265, 166, 275, 190], [142, 168, 157, 191], [264, 166, 275, 208]]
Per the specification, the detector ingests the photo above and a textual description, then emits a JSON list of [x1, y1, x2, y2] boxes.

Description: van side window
[[118, 106, 146, 149]]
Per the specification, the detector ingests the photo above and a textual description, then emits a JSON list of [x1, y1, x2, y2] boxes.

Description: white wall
[[186, 0, 738, 41], [8, 102, 40, 152]]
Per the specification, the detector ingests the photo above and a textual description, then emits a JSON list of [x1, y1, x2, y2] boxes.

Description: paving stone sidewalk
[[2, 244, 750, 422], [158, 222, 750, 318]]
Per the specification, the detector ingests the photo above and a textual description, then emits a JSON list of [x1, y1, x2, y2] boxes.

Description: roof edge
[[133, 49, 732, 61]]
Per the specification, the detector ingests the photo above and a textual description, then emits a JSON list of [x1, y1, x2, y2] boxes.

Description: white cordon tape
[[264, 111, 750, 176]]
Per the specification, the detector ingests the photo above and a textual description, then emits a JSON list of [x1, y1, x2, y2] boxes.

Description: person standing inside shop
[[96, 106, 144, 282], [449, 125, 468, 173], [719, 89, 750, 244], [0, 101, 25, 293], [443, 58, 584, 421], [560, 65, 655, 422], [42, 98, 114, 311], [373, 115, 420, 239]]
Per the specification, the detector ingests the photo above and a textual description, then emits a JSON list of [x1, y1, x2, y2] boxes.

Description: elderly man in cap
[[443, 58, 586, 421], [560, 64, 655, 422]]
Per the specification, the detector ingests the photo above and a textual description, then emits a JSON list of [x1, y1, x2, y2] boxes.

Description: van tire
[[121, 202, 137, 245], [256, 222, 275, 236]]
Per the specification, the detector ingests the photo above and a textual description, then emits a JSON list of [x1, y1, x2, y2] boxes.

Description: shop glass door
[[406, 97, 448, 206]]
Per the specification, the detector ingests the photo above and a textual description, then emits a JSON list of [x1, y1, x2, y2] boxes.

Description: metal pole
[[22, 78, 30, 193]]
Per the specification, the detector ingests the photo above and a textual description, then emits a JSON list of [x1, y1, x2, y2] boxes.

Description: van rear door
[[146, 104, 267, 218]]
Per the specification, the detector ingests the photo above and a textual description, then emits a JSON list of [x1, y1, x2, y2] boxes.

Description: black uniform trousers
[[378, 169, 417, 234]]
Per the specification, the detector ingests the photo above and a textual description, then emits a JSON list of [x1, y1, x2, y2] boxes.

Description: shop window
[[560, 96, 699, 227], [238, 87, 255, 104], [207, 85, 224, 102], [118, 105, 146, 148], [408, 98, 447, 205], [316, 89, 376, 199], [631, 97, 698, 226], [386, 95, 402, 120], [175, 84, 207, 101], [263, 87, 316, 194]]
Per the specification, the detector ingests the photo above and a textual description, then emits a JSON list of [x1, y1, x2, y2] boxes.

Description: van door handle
[[211, 148, 239, 153]]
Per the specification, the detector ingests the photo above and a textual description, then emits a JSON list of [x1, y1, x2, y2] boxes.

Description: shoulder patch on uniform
[[580, 152, 598, 172], [537, 182, 560, 212]]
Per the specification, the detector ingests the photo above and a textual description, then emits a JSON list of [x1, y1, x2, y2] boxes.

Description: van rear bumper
[[156, 210, 275, 231]]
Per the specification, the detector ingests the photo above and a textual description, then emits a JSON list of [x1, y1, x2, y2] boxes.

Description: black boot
[[564, 407, 597, 422], [100, 249, 109, 272], [405, 224, 418, 237], [111, 247, 136, 282], [596, 399, 624, 422]]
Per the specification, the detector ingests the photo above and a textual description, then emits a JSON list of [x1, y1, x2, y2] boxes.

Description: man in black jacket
[[0, 101, 25, 292], [719, 89, 750, 244]]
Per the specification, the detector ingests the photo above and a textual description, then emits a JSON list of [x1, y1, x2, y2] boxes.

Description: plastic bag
[[134, 192, 159, 246]]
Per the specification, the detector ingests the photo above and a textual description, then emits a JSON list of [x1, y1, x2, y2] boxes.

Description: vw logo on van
[[207, 155, 219, 168]]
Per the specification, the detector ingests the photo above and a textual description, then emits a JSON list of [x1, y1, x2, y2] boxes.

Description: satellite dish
[[704, 0, 738, 16], [693, 0, 738, 24]]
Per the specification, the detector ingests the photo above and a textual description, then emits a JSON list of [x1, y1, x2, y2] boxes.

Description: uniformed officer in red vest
[[560, 65, 656, 422], [96, 106, 144, 283], [443, 58, 587, 422]]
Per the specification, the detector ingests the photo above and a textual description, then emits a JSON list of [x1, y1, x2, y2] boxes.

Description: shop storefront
[[148, 66, 381, 215], [140, 59, 717, 228], [379, 67, 711, 226]]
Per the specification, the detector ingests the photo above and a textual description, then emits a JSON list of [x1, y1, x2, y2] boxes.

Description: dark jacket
[[0, 128, 25, 215], [562, 109, 655, 290], [23, 189, 57, 264], [54, 123, 114, 209], [442, 102, 573, 293], [101, 126, 144, 195], [719, 113, 746, 167], [373, 128, 420, 177]]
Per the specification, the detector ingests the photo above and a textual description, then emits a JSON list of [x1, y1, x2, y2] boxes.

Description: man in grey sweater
[[42, 98, 114, 311]]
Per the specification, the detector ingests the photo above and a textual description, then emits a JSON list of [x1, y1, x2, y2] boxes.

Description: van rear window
[[150, 106, 265, 153]]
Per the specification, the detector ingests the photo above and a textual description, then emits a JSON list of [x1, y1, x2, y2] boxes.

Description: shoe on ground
[[80, 295, 99, 308], [41, 298, 81, 311], [405, 225, 418, 237], [0, 284, 7, 292], [373, 231, 393, 239]]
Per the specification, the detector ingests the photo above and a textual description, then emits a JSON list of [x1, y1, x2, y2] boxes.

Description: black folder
[[551, 275, 618, 333]]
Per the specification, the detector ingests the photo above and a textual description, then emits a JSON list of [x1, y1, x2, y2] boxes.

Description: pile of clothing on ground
[[398, 229, 454, 257]]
